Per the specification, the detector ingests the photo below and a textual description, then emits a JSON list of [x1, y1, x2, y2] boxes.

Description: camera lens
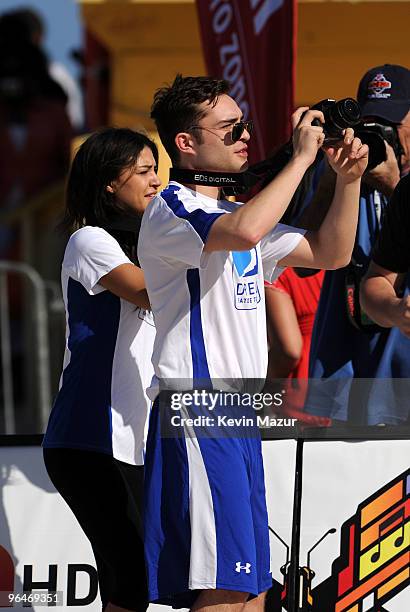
[[339, 98, 361, 123], [326, 98, 361, 137]]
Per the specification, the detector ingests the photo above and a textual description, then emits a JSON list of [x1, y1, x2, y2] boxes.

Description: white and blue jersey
[[138, 182, 305, 605], [43, 226, 155, 465], [138, 181, 305, 395]]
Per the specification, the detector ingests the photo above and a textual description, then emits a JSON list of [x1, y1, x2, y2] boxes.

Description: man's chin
[[230, 160, 249, 173], [205, 163, 248, 173]]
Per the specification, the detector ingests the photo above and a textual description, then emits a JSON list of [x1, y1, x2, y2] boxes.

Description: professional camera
[[309, 100, 403, 170], [353, 122, 403, 170], [310, 98, 362, 141], [236, 98, 362, 194]]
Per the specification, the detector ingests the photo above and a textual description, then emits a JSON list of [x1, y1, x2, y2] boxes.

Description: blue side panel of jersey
[[186, 269, 211, 381], [43, 278, 120, 453], [162, 184, 223, 243]]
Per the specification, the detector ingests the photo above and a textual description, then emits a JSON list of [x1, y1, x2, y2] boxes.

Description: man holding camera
[[305, 64, 410, 426], [359, 68, 410, 340], [138, 74, 367, 612]]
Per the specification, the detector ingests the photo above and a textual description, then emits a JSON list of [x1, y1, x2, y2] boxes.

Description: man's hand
[[324, 128, 369, 182], [291, 107, 325, 167], [363, 141, 400, 197], [278, 127, 366, 270]]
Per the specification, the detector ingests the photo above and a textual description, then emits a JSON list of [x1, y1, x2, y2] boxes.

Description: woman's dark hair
[[151, 74, 229, 165], [62, 127, 158, 260]]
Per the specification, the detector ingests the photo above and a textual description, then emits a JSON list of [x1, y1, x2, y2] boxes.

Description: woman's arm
[[265, 286, 303, 379], [99, 263, 150, 310]]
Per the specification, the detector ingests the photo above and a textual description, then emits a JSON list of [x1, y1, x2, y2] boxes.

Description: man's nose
[[241, 128, 251, 142]]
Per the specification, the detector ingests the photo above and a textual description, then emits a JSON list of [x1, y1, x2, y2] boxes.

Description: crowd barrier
[[0, 264, 52, 434], [0, 435, 409, 611], [0, 181, 66, 435]]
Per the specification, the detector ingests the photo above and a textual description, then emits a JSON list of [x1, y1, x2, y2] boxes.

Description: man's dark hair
[[151, 74, 230, 165]]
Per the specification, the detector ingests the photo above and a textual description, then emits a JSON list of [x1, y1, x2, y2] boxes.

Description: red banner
[[196, 0, 297, 166]]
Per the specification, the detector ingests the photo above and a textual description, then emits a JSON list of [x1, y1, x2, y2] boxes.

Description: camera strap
[[169, 168, 261, 195]]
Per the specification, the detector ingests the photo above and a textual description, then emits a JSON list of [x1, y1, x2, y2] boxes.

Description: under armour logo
[[235, 562, 251, 574]]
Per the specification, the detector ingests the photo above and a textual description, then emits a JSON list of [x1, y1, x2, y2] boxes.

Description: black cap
[[357, 64, 410, 123]]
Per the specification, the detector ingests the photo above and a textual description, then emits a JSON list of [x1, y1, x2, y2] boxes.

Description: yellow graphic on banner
[[359, 521, 409, 580], [308, 468, 410, 611]]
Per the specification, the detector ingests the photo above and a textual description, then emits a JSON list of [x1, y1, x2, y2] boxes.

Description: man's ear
[[175, 132, 196, 156], [106, 184, 115, 194]]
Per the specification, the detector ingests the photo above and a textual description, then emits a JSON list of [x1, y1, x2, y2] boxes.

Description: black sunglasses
[[231, 120, 254, 142], [190, 120, 254, 143]]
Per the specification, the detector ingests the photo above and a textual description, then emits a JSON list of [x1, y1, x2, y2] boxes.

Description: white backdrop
[[0, 441, 408, 611]]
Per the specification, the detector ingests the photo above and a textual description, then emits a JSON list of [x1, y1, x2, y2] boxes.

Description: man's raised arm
[[277, 128, 368, 270], [204, 108, 325, 252]]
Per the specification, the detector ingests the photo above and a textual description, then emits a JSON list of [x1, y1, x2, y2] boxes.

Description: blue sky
[[0, 0, 84, 79]]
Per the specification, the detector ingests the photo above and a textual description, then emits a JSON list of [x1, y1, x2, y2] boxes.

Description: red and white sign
[[196, 0, 297, 165]]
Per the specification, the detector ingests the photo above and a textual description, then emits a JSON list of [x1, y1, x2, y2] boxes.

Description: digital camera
[[353, 122, 403, 170], [310, 98, 362, 141]]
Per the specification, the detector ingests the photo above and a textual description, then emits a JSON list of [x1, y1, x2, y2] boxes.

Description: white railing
[[0, 262, 52, 433], [0, 181, 66, 433]]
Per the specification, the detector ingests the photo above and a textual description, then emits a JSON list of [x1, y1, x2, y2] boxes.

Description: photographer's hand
[[363, 141, 400, 197], [324, 128, 368, 182], [278, 128, 368, 270], [291, 107, 325, 167]]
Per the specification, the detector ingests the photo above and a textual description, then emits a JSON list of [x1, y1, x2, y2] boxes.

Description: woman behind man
[[43, 128, 160, 612], [265, 267, 330, 425]]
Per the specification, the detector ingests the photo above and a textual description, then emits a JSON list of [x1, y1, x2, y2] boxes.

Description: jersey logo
[[235, 562, 251, 574], [232, 249, 261, 310], [232, 249, 258, 277]]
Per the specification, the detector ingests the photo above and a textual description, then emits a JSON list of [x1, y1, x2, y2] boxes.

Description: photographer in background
[[305, 64, 410, 426], [360, 174, 410, 339]]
